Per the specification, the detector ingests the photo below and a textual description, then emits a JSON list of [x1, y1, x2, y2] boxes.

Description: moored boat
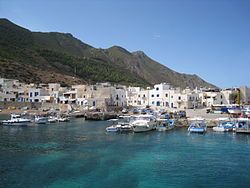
[[106, 116, 133, 133], [227, 105, 242, 115], [48, 116, 57, 123], [35, 116, 48, 124], [2, 114, 31, 126], [213, 118, 235, 132], [235, 118, 250, 134], [156, 119, 175, 131], [131, 115, 157, 133], [57, 117, 70, 122], [188, 118, 207, 133]]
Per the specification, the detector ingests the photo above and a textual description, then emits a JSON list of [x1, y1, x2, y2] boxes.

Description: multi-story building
[[240, 86, 250, 104]]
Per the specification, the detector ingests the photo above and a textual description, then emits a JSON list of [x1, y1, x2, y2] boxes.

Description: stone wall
[[0, 101, 42, 110]]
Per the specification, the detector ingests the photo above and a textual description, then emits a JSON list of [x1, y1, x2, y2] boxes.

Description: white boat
[[227, 105, 242, 115], [106, 125, 120, 132], [213, 122, 235, 132], [131, 115, 157, 133], [242, 106, 250, 118], [188, 119, 207, 134], [106, 116, 133, 133], [35, 116, 48, 124], [57, 117, 69, 122], [48, 116, 57, 123], [2, 114, 31, 126], [156, 119, 175, 131]]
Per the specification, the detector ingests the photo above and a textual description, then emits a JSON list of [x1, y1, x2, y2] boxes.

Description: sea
[[0, 115, 250, 188]]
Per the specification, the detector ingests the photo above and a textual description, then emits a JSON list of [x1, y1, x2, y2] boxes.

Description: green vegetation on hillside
[[0, 18, 216, 89]]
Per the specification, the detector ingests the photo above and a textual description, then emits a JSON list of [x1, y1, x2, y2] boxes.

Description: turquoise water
[[0, 118, 250, 188]]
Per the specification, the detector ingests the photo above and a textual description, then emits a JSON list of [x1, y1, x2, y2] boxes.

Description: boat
[[117, 116, 133, 132], [213, 118, 235, 132], [106, 119, 119, 132], [156, 119, 175, 131], [57, 117, 70, 122], [48, 116, 57, 123], [106, 116, 133, 133], [213, 122, 235, 132], [242, 106, 250, 118], [35, 116, 48, 124], [106, 125, 120, 132], [235, 118, 250, 134], [227, 105, 242, 115], [188, 118, 207, 133], [131, 115, 157, 133], [2, 114, 31, 126]]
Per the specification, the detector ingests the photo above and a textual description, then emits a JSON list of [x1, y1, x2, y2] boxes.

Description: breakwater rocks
[[84, 112, 117, 121]]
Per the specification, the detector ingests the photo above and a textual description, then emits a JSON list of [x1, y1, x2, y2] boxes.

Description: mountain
[[0, 18, 216, 89]]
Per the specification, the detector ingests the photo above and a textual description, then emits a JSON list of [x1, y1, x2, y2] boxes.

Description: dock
[[236, 128, 250, 134]]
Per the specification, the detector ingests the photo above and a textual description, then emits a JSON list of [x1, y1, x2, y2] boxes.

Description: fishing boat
[[227, 105, 242, 115], [35, 116, 48, 124], [106, 116, 133, 133], [242, 106, 250, 118], [2, 114, 31, 126], [117, 116, 133, 132], [48, 116, 57, 123], [57, 116, 70, 122], [156, 119, 175, 131], [131, 115, 157, 133], [213, 118, 235, 132], [188, 118, 207, 133], [106, 125, 120, 132], [235, 118, 250, 134], [106, 119, 120, 132]]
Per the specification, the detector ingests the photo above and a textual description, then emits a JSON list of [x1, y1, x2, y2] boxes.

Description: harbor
[[0, 116, 249, 187]]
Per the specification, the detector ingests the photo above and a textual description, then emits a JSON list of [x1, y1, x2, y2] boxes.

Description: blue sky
[[0, 0, 250, 88]]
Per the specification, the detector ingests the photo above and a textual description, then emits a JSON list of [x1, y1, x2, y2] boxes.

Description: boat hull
[[106, 126, 119, 132], [188, 127, 206, 133], [133, 126, 155, 133], [2, 121, 30, 126]]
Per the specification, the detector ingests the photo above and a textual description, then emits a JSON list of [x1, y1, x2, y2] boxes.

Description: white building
[[28, 87, 47, 102], [200, 89, 234, 107]]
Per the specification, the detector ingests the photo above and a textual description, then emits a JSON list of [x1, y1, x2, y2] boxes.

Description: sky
[[0, 0, 250, 88]]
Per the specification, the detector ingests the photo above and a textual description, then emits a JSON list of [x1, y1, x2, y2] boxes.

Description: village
[[0, 77, 250, 115]]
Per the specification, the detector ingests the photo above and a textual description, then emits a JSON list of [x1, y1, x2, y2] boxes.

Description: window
[[221, 95, 223, 99], [35, 92, 39, 96], [156, 87, 159, 91], [30, 92, 32, 97], [143, 94, 146, 97], [165, 93, 168, 97], [178, 96, 181, 100], [151, 94, 154, 97], [157, 94, 159, 97], [138, 95, 140, 97], [152, 101, 155, 105], [171, 96, 173, 98]]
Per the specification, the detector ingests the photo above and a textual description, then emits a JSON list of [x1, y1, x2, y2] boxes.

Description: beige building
[[240, 86, 250, 104]]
